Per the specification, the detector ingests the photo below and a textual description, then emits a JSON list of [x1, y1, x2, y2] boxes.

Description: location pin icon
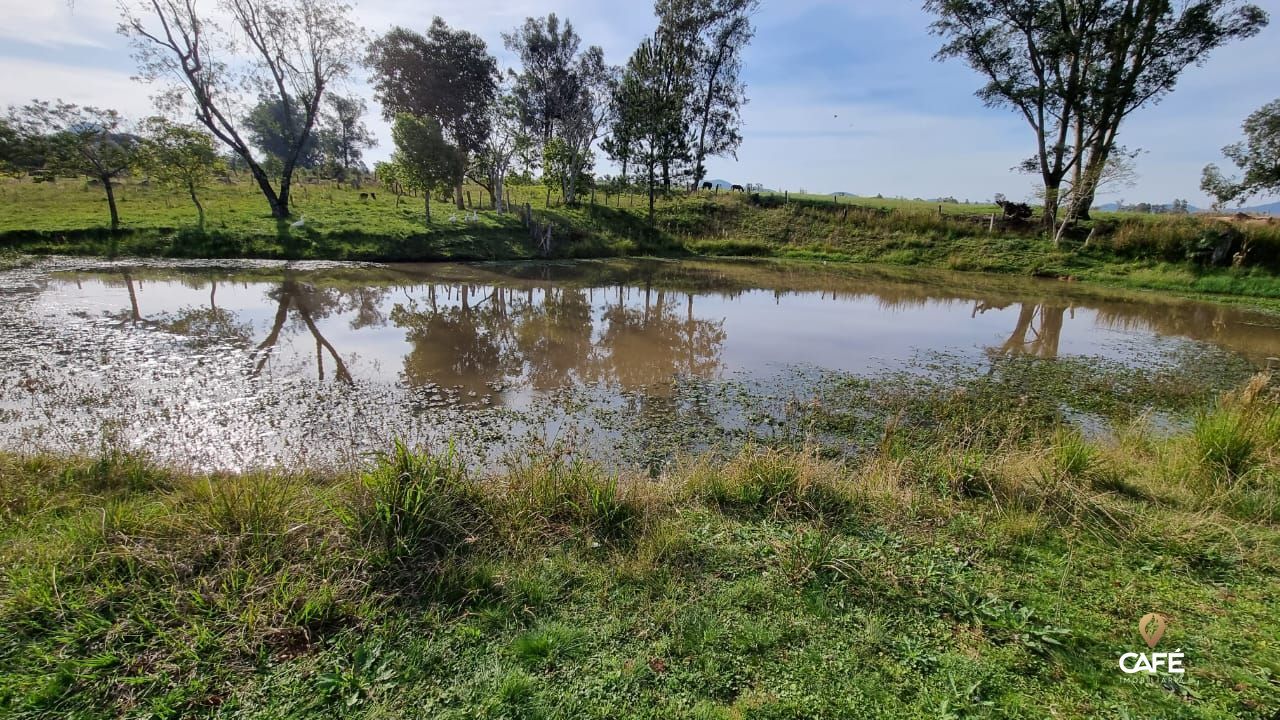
[[1139, 613, 1167, 649]]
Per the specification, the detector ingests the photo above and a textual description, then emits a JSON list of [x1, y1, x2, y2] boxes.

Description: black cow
[[731, 184, 745, 193], [701, 181, 713, 190]]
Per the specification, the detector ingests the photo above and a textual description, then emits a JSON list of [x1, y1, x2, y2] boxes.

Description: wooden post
[[938, 204, 944, 218], [784, 190, 788, 204], [988, 213, 995, 233], [466, 190, 472, 208], [545, 186, 551, 208]]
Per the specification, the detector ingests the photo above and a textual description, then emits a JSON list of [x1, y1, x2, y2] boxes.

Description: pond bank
[[2, 373, 1278, 718]]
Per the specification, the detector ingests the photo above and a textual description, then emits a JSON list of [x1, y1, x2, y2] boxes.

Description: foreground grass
[[3, 370, 1280, 718]]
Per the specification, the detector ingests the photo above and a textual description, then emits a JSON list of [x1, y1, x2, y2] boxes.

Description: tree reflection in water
[[391, 281, 727, 397], [975, 301, 1069, 358]]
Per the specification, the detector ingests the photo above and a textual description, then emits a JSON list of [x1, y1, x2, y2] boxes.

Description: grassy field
[[4, 175, 1280, 308], [3, 353, 1280, 718]]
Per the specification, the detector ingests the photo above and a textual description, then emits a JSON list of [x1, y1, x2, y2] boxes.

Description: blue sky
[[1, 0, 1277, 206]]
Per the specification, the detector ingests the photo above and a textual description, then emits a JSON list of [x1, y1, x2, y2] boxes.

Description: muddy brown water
[[2, 257, 1278, 471]]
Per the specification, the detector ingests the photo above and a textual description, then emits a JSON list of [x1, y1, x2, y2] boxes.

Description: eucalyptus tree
[[139, 117, 224, 229], [243, 98, 322, 169], [1202, 99, 1280, 207], [367, 18, 499, 210], [12, 101, 140, 230], [655, 0, 757, 190], [319, 94, 376, 182], [613, 34, 694, 221], [471, 90, 531, 212], [926, 0, 1268, 226], [118, 0, 365, 220], [548, 47, 616, 205], [504, 13, 613, 202], [502, 14, 586, 143]]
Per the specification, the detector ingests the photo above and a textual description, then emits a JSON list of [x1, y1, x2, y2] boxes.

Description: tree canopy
[[927, 0, 1268, 226], [119, 0, 365, 219], [368, 18, 499, 209], [1202, 98, 1280, 207]]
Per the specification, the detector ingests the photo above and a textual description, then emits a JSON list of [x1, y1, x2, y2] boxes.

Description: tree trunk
[[425, 193, 431, 223], [454, 179, 465, 210], [188, 181, 205, 231], [102, 176, 120, 231], [493, 173, 505, 213]]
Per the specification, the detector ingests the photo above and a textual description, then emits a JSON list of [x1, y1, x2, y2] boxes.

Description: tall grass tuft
[[1193, 407, 1258, 479], [502, 456, 646, 543], [348, 441, 487, 566], [688, 445, 850, 521]]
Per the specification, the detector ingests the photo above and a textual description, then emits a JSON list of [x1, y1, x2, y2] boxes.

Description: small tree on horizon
[[139, 117, 224, 230], [11, 100, 140, 231], [390, 114, 465, 224]]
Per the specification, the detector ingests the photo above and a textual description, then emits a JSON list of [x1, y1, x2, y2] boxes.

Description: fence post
[[466, 190, 472, 208]]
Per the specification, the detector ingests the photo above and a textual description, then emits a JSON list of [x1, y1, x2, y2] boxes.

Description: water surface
[[2, 257, 1276, 470]]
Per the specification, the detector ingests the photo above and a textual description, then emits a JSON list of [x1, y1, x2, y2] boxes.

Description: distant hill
[[705, 179, 735, 189], [1240, 200, 1280, 216]]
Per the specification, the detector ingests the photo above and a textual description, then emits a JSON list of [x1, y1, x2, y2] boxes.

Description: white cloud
[[0, 58, 150, 117], [0, 0, 119, 48]]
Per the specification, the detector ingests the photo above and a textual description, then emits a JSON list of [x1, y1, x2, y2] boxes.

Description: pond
[[2, 257, 1278, 471]]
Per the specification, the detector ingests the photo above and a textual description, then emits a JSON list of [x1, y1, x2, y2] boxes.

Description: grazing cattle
[[370, 192, 377, 201], [359, 192, 369, 201], [731, 184, 745, 193], [701, 181, 713, 190]]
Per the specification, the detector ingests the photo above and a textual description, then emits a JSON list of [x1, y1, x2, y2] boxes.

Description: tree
[[926, 0, 1268, 228], [503, 14, 586, 143], [139, 117, 224, 229], [243, 98, 322, 170], [119, 0, 364, 220], [390, 114, 465, 223], [368, 18, 499, 210], [12, 101, 140, 230], [655, 0, 757, 190], [318, 94, 376, 182], [613, 35, 694, 222], [1202, 98, 1280, 207], [471, 90, 531, 212], [551, 47, 615, 205]]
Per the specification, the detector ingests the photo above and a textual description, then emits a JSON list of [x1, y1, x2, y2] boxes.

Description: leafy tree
[[139, 117, 224, 229], [243, 98, 322, 170], [613, 35, 694, 222], [655, 0, 756, 190], [368, 18, 498, 210], [119, 0, 365, 220], [927, 0, 1268, 227], [1202, 98, 1280, 207], [12, 100, 140, 230], [374, 160, 407, 205], [318, 94, 376, 182], [390, 114, 465, 223]]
